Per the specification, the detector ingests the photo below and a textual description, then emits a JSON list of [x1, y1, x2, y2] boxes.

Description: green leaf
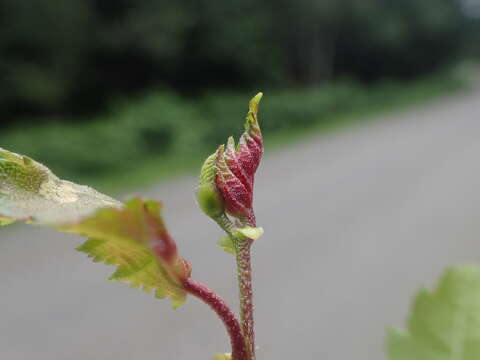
[[387, 265, 480, 360], [213, 353, 231, 360], [66, 198, 191, 308], [199, 149, 219, 186], [196, 148, 225, 220], [0, 215, 15, 226], [0, 148, 191, 308], [218, 236, 235, 254], [235, 226, 264, 241], [218, 226, 264, 254], [245, 92, 263, 138], [0, 147, 121, 225]]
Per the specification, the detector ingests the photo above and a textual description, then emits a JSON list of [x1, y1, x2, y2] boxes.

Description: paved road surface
[[1, 87, 480, 360]]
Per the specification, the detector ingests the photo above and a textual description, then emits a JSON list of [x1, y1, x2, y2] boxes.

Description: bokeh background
[[0, 0, 479, 189], [1, 0, 480, 359]]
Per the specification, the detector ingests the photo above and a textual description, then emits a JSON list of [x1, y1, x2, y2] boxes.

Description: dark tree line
[[0, 0, 470, 123]]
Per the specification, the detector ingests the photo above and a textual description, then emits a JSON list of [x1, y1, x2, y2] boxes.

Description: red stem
[[183, 278, 248, 360], [235, 239, 256, 360]]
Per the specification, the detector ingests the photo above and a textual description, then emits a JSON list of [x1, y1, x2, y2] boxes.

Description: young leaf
[[213, 353, 232, 360], [0, 215, 15, 226], [218, 236, 235, 254], [196, 148, 225, 220], [387, 266, 480, 360], [235, 226, 264, 241], [218, 227, 263, 255], [65, 198, 192, 308], [0, 148, 192, 308], [0, 147, 121, 225]]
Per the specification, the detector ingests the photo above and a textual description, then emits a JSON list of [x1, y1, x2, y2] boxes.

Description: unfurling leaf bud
[[196, 149, 225, 219], [214, 93, 264, 226]]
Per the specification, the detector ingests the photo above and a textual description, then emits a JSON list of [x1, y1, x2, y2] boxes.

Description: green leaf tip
[[249, 92, 263, 117], [0, 147, 121, 225], [245, 92, 263, 136], [68, 198, 192, 308], [387, 265, 480, 360]]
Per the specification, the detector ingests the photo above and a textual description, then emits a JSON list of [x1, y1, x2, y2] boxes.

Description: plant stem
[[235, 238, 255, 360], [183, 278, 248, 360], [215, 213, 256, 360]]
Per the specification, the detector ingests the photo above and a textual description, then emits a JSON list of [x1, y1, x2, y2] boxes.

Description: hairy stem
[[215, 213, 257, 359], [183, 278, 248, 360], [235, 238, 255, 360]]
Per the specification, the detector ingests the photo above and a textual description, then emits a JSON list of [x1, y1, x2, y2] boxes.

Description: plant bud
[[214, 93, 263, 226], [196, 149, 225, 219]]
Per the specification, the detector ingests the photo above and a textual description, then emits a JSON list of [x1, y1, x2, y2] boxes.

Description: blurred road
[[2, 87, 480, 360]]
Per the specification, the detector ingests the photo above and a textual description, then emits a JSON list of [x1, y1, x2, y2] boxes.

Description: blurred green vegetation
[[1, 0, 474, 123], [0, 71, 466, 193], [1, 0, 477, 191]]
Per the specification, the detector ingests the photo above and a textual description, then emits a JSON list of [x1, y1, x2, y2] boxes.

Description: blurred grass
[[0, 70, 467, 194]]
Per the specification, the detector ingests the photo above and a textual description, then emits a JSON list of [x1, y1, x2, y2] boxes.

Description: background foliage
[[0, 74, 464, 187], [1, 0, 475, 122], [1, 0, 478, 188]]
